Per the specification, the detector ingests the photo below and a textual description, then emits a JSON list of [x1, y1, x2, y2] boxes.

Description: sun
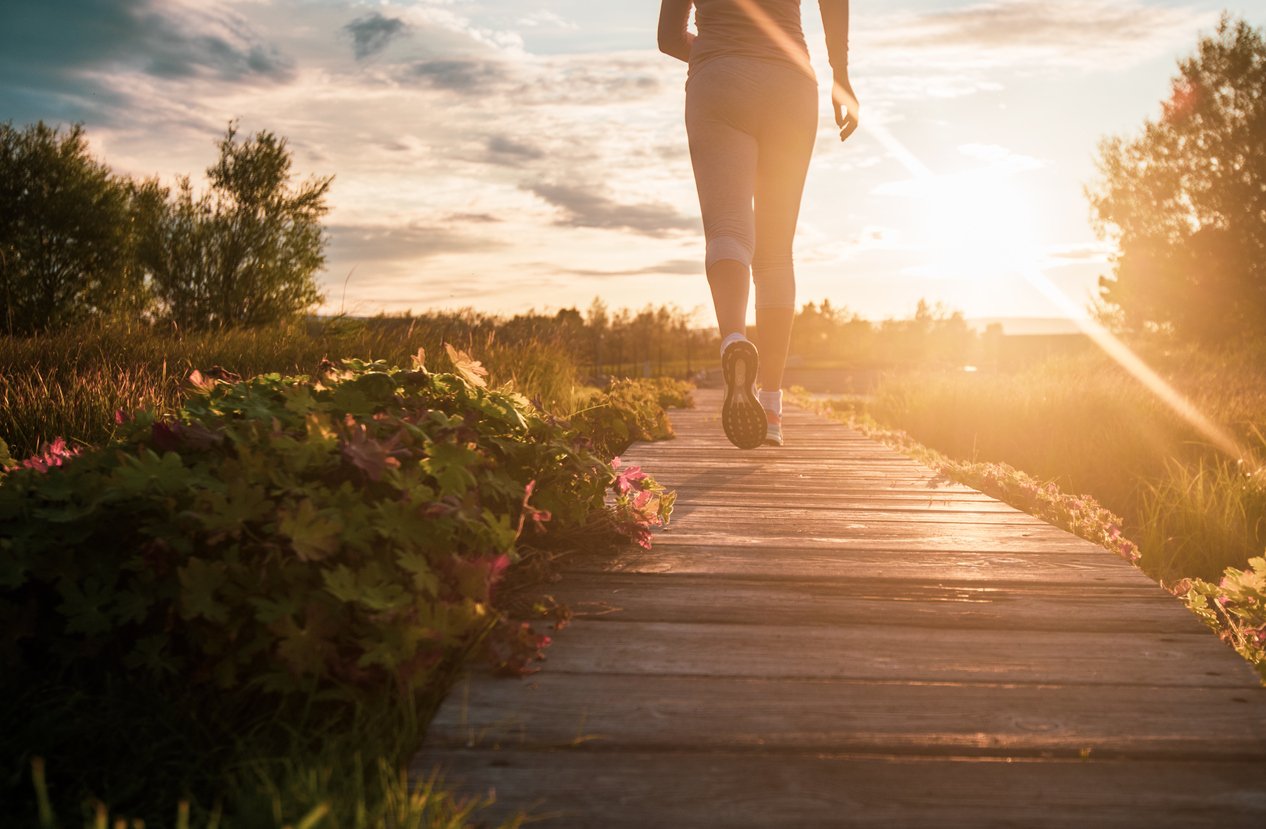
[[914, 169, 1043, 284]]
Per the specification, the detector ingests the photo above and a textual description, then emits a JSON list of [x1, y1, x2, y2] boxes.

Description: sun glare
[[865, 121, 1250, 462], [914, 170, 1041, 281]]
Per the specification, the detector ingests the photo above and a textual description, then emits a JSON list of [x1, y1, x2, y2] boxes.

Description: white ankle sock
[[719, 332, 749, 360], [758, 389, 782, 415]]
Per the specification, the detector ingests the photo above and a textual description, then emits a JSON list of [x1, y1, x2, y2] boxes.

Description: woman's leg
[[685, 63, 760, 341], [707, 259, 750, 339], [751, 72, 818, 391]]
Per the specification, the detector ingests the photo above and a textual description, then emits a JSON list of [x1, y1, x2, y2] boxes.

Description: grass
[[861, 340, 1266, 583], [14, 675, 507, 828], [0, 313, 581, 457]]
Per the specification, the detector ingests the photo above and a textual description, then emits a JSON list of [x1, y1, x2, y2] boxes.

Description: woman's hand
[[658, 0, 695, 63], [832, 71, 860, 142]]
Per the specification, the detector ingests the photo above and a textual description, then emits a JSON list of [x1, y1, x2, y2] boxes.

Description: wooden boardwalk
[[414, 390, 1266, 827]]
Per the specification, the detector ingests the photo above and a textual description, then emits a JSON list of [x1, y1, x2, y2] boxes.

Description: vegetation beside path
[[795, 348, 1266, 682], [0, 318, 688, 826]]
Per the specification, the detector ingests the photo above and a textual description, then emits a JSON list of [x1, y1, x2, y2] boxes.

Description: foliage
[[1135, 451, 1266, 582], [0, 121, 151, 335], [0, 355, 649, 697], [938, 460, 1141, 565], [0, 353, 673, 821], [570, 377, 693, 458], [1089, 15, 1266, 341], [20, 723, 520, 829], [859, 344, 1266, 582], [641, 376, 696, 409], [142, 122, 331, 329], [1178, 556, 1266, 680], [866, 354, 1197, 527]]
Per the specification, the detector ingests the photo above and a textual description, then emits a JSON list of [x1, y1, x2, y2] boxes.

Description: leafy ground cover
[[0, 341, 687, 826]]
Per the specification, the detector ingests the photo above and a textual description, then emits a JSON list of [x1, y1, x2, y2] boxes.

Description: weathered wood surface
[[415, 390, 1266, 827]]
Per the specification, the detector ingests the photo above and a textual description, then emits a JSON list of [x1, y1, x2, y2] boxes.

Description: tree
[[143, 122, 332, 328], [0, 122, 149, 335], [1089, 16, 1266, 341]]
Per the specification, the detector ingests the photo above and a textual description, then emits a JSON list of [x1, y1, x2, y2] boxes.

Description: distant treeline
[[406, 297, 1061, 381]]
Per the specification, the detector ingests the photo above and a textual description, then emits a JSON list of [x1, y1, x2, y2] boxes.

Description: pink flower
[[614, 463, 648, 495], [20, 437, 81, 473]]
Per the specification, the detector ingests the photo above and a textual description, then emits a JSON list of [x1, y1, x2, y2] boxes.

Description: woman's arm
[[820, 0, 859, 141], [658, 0, 695, 62]]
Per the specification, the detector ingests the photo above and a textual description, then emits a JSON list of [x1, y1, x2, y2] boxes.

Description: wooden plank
[[664, 494, 1026, 512], [534, 573, 1199, 633], [651, 528, 1120, 555], [411, 749, 1266, 828], [427, 673, 1266, 760], [581, 544, 1151, 585], [518, 620, 1258, 687], [655, 505, 1060, 526]]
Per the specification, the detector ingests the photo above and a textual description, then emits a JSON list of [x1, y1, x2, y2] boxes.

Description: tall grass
[[864, 342, 1266, 583], [0, 314, 580, 456], [1134, 450, 1266, 582]]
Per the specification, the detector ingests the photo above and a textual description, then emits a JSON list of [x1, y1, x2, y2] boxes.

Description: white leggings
[[685, 56, 818, 311]]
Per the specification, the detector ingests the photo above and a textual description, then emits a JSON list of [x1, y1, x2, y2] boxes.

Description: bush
[[570, 377, 689, 459], [0, 350, 674, 821], [1179, 556, 1266, 680]]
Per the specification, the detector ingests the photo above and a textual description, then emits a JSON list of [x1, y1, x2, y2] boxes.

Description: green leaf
[[421, 441, 479, 497], [57, 577, 115, 636], [444, 343, 488, 388], [278, 498, 342, 561], [178, 557, 229, 623]]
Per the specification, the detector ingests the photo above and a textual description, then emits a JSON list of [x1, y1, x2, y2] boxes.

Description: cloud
[[957, 143, 1045, 173], [484, 135, 546, 165], [559, 259, 700, 277], [0, 0, 292, 123], [405, 58, 511, 92], [344, 13, 408, 60], [526, 183, 697, 237], [517, 11, 578, 31], [446, 212, 502, 224], [326, 221, 499, 265], [1042, 241, 1114, 267], [871, 0, 1214, 70]]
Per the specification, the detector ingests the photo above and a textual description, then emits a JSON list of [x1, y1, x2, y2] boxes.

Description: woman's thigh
[[685, 61, 760, 264], [753, 70, 818, 263]]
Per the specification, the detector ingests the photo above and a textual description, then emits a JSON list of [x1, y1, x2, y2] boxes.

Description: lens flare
[[726, 0, 1250, 463]]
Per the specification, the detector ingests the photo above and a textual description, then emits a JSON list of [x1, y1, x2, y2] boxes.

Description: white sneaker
[[763, 409, 783, 446]]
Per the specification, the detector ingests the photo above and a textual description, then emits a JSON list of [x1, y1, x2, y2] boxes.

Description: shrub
[[570, 377, 694, 459], [0, 350, 675, 700], [0, 348, 676, 823], [1179, 556, 1266, 680]]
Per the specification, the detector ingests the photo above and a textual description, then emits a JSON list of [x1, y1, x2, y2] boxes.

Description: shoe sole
[[721, 341, 766, 450]]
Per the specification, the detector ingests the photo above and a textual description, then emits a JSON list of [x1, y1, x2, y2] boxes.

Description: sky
[[4, 0, 1265, 324]]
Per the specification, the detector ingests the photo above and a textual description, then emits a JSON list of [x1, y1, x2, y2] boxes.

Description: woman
[[658, 0, 858, 449]]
